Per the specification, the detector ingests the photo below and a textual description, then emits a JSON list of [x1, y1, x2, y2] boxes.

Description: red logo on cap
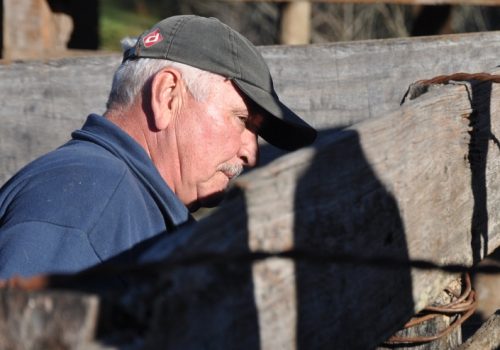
[[143, 28, 163, 48]]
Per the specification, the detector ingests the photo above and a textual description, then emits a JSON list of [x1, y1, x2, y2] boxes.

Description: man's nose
[[239, 128, 259, 168]]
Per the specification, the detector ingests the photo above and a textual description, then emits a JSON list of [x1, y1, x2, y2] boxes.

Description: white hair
[[106, 56, 224, 112]]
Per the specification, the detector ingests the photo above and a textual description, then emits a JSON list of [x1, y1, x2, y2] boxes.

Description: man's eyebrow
[[231, 108, 249, 115]]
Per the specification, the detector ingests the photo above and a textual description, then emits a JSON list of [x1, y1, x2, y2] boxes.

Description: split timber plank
[[2, 32, 500, 183], [263, 31, 500, 131], [15, 71, 493, 349], [0, 289, 99, 349], [1, 65, 500, 349], [130, 73, 500, 349], [0, 55, 118, 185], [3, 32, 500, 183]]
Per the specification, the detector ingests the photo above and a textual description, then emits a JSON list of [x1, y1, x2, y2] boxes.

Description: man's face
[[175, 79, 262, 211]]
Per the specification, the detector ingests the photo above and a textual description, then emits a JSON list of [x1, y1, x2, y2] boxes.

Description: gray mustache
[[217, 163, 243, 179]]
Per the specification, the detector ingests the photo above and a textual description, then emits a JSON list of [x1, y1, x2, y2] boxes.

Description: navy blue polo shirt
[[0, 114, 192, 278]]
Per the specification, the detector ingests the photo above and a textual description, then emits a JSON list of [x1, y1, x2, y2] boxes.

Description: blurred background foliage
[[100, 0, 500, 51], [99, 0, 281, 51]]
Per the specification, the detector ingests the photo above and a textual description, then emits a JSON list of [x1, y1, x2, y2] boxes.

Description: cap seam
[[227, 26, 241, 79], [164, 16, 192, 59]]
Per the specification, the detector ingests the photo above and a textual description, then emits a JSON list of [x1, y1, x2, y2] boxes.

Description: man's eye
[[238, 115, 248, 124]]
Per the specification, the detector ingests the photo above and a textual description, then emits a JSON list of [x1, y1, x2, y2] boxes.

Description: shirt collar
[[72, 114, 191, 228]]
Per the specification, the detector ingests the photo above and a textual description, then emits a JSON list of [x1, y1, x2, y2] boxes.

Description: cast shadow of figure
[[292, 128, 414, 349], [463, 79, 499, 338], [78, 127, 412, 349], [94, 186, 262, 349], [41, 190, 260, 349], [34, 76, 500, 348], [145, 187, 261, 349], [469, 80, 494, 265], [43, 128, 413, 349]]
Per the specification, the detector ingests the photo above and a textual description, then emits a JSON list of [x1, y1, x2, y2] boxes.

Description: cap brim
[[233, 79, 317, 151]]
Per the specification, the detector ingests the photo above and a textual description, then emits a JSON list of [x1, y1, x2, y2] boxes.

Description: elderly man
[[0, 15, 316, 278]]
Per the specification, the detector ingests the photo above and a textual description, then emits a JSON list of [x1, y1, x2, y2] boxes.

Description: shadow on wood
[[292, 129, 413, 349], [469, 80, 492, 265]]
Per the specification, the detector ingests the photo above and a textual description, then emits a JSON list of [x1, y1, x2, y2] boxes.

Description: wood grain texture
[[262, 31, 500, 130], [1, 61, 500, 349], [3, 32, 500, 182], [0, 289, 99, 349], [0, 55, 119, 185], [137, 77, 500, 349]]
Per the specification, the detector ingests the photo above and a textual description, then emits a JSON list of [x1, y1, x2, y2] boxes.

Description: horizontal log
[[131, 73, 500, 349], [1, 69, 500, 349], [0, 289, 99, 349], [3, 32, 500, 182], [0, 54, 118, 185], [263, 31, 500, 130]]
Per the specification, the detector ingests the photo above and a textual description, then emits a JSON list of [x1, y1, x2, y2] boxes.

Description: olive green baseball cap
[[123, 15, 317, 151]]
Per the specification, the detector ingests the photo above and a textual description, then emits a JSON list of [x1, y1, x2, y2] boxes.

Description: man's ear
[[150, 68, 180, 131]]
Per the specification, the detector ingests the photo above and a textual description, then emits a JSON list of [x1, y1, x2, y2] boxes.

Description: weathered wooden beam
[[0, 54, 118, 185], [1, 70, 500, 349], [128, 74, 500, 349], [263, 31, 500, 130], [28, 73, 491, 348], [0, 289, 99, 349], [3, 32, 500, 183]]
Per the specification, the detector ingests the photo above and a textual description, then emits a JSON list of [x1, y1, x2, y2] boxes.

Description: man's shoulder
[[14, 139, 130, 187], [0, 142, 138, 231]]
